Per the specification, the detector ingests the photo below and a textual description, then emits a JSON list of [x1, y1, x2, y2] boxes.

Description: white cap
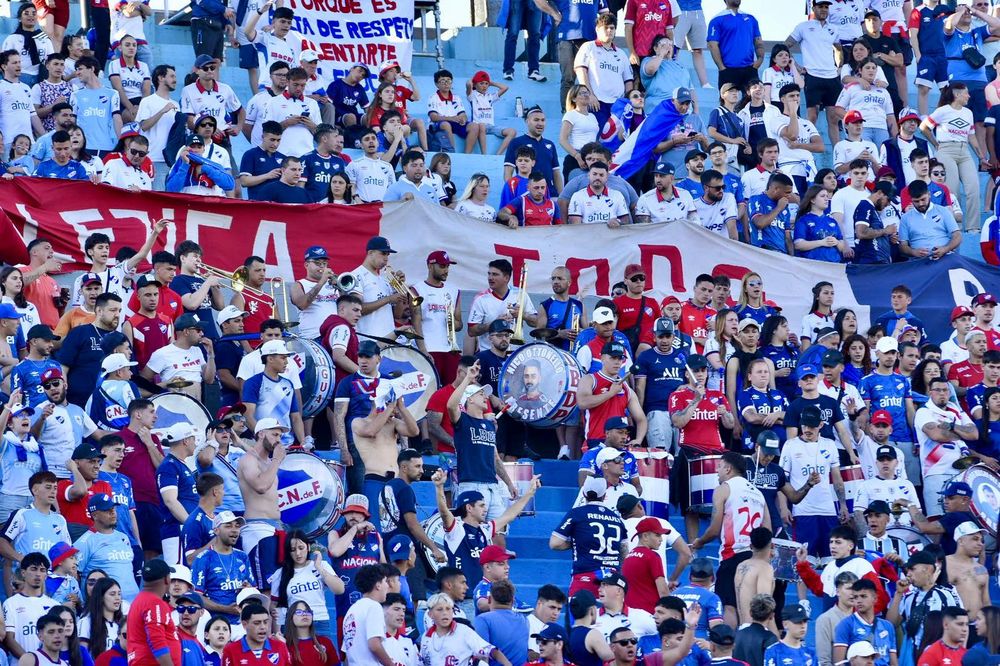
[[254, 417, 290, 435], [299, 49, 320, 61], [592, 306, 616, 324], [875, 336, 898, 354], [596, 447, 625, 466], [212, 510, 247, 530], [955, 520, 985, 540], [260, 340, 291, 356], [101, 353, 137, 375], [846, 642, 879, 659], [581, 476, 608, 498], [170, 564, 193, 585], [164, 422, 197, 444], [459, 383, 492, 408], [236, 587, 269, 607], [216, 305, 247, 326]]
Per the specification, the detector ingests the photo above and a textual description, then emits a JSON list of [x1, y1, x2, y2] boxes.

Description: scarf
[[14, 26, 40, 67], [6, 431, 47, 471]]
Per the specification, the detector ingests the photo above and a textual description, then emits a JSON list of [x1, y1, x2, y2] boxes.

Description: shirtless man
[[946, 521, 991, 621], [734, 527, 776, 628], [352, 382, 419, 514], [237, 417, 287, 588]]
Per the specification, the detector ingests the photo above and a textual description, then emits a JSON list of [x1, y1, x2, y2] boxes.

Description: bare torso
[[946, 554, 989, 618], [735, 555, 775, 626], [352, 416, 400, 477], [238, 448, 281, 520]]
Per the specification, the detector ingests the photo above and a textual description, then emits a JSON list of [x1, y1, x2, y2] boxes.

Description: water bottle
[[515, 96, 524, 119]]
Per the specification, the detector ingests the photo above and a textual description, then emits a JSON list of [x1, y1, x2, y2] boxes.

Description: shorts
[[135, 501, 163, 554], [916, 55, 950, 89], [646, 410, 676, 450], [238, 44, 258, 70], [485, 124, 512, 139], [896, 36, 914, 66], [432, 120, 469, 138], [674, 10, 707, 50], [455, 481, 508, 523], [716, 551, 752, 608], [793, 514, 839, 559], [569, 571, 601, 596], [33, 0, 69, 26], [804, 73, 841, 108]]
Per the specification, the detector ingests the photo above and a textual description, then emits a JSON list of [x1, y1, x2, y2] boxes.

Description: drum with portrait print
[[771, 537, 804, 582], [379, 345, 440, 420], [277, 451, 345, 539], [688, 455, 721, 514], [632, 448, 672, 519], [285, 335, 335, 419], [498, 342, 582, 427], [962, 464, 1000, 535], [150, 392, 211, 444], [884, 525, 932, 556], [420, 512, 446, 574]]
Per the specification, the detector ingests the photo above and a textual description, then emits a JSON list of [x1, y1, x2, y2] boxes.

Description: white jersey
[[261, 92, 321, 157], [635, 187, 697, 224], [296, 277, 340, 340], [854, 476, 921, 524], [817, 378, 864, 449], [692, 193, 738, 237], [832, 138, 879, 180], [412, 281, 460, 354], [0, 78, 37, 145], [826, 0, 865, 42], [721, 476, 767, 559], [349, 265, 396, 339], [789, 19, 840, 78], [779, 435, 840, 517], [267, 560, 334, 622], [467, 89, 499, 126], [244, 88, 277, 148], [855, 434, 907, 480], [342, 596, 387, 666], [345, 155, 395, 203], [1, 34, 54, 78], [467, 286, 537, 352], [835, 85, 894, 131], [741, 165, 776, 199], [939, 334, 969, 366], [179, 80, 242, 132], [915, 402, 973, 476], [766, 113, 820, 178], [107, 59, 150, 100], [800, 310, 833, 342], [568, 187, 629, 225], [3, 593, 57, 666], [253, 29, 303, 71], [237, 0, 268, 47], [70, 263, 131, 307]]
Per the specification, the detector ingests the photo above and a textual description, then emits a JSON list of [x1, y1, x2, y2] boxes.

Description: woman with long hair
[[559, 84, 599, 175], [283, 600, 338, 665], [454, 173, 496, 222], [364, 82, 410, 131], [79, 578, 124, 659], [725, 322, 774, 441], [760, 315, 799, 401], [270, 530, 344, 637], [910, 359, 958, 409], [834, 309, 858, 341], [917, 610, 945, 657], [970, 606, 1000, 658], [793, 185, 847, 263], [328, 172, 352, 205], [68, 125, 102, 180], [107, 34, 150, 122], [80, 569, 107, 607], [799, 282, 836, 352], [3, 4, 54, 85], [975, 387, 1000, 465], [705, 308, 738, 391], [761, 44, 803, 110], [736, 358, 787, 451], [0, 266, 41, 338], [53, 603, 94, 666], [203, 615, 231, 666], [841, 334, 871, 386], [8, 134, 35, 174], [839, 40, 890, 90], [733, 272, 776, 325], [813, 168, 839, 197], [428, 152, 456, 207]]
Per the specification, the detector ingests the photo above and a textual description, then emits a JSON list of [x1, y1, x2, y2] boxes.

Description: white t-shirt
[[568, 187, 629, 225], [832, 138, 879, 176], [574, 41, 633, 103], [854, 434, 907, 480], [253, 30, 303, 70], [342, 597, 387, 665], [692, 192, 738, 237], [102, 157, 152, 191], [835, 85, 894, 131], [345, 156, 396, 203], [412, 282, 460, 354], [915, 402, 974, 476], [830, 186, 869, 246], [928, 105, 976, 143], [237, 0, 268, 47], [766, 114, 820, 178], [236, 348, 303, 389], [854, 476, 921, 524], [111, 3, 148, 42], [562, 109, 601, 150], [349, 266, 396, 339], [455, 199, 497, 222], [636, 187, 697, 224], [146, 343, 205, 385], [789, 19, 840, 79], [467, 287, 537, 352], [262, 93, 321, 157], [296, 278, 340, 341], [268, 560, 335, 622], [419, 621, 495, 666], [3, 593, 57, 666], [135, 94, 178, 164], [427, 91, 468, 120], [779, 435, 840, 517], [1, 34, 54, 78], [0, 78, 37, 146], [179, 80, 242, 132], [468, 89, 499, 126], [107, 59, 151, 100]]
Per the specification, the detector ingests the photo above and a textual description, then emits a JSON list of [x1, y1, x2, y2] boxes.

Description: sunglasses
[[931, 171, 945, 176], [129, 148, 148, 158], [538, 638, 561, 646], [42, 381, 62, 388], [176, 605, 200, 614], [229, 414, 245, 421], [706, 184, 725, 191], [214, 426, 230, 432], [198, 123, 216, 129], [614, 638, 638, 646], [201, 65, 217, 71], [629, 275, 646, 282], [747, 280, 762, 287]]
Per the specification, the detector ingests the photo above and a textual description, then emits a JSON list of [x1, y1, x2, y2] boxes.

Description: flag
[[599, 97, 633, 154], [611, 98, 685, 180]]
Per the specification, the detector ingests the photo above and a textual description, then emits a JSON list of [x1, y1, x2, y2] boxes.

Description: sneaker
[[302, 436, 315, 451], [557, 445, 571, 460], [503, 71, 514, 80], [528, 70, 547, 82], [519, 446, 542, 461]]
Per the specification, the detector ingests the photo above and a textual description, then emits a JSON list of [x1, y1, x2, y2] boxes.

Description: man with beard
[[467, 259, 538, 353], [11, 325, 61, 408], [173, 591, 209, 664], [328, 494, 384, 636], [30, 367, 104, 480], [614, 264, 657, 357], [237, 418, 287, 588], [635, 159, 698, 225], [290, 245, 339, 342], [191, 510, 252, 626], [567, 162, 630, 227], [578, 341, 647, 450], [498, 172, 561, 227], [898, 180, 962, 259], [476, 320, 537, 460], [122, 275, 174, 373], [412, 250, 462, 385], [692, 169, 738, 239], [86, 353, 141, 432], [676, 149, 707, 199], [349, 235, 404, 340], [579, 417, 642, 496], [54, 292, 123, 407], [516, 361, 546, 410], [213, 306, 250, 408]]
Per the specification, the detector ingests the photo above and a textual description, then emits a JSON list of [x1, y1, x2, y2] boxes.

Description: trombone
[[385, 265, 423, 308], [267, 277, 298, 328], [198, 263, 269, 298], [511, 264, 527, 345], [446, 293, 459, 353]]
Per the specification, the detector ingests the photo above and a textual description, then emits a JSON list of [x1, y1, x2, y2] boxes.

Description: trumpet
[[199, 263, 270, 298], [511, 264, 527, 345], [385, 265, 422, 308], [326, 271, 357, 293], [267, 277, 298, 328], [446, 293, 459, 353]]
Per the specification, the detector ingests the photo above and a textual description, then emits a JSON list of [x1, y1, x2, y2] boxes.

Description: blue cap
[[686, 353, 709, 370], [175, 313, 204, 331], [653, 159, 676, 175], [386, 535, 413, 561], [488, 319, 514, 335], [532, 622, 567, 642], [176, 591, 204, 607], [80, 272, 102, 287], [604, 416, 629, 431], [305, 245, 328, 261], [454, 490, 485, 515], [365, 236, 396, 253], [796, 364, 820, 380], [0, 303, 24, 319], [358, 340, 381, 357], [9, 403, 34, 417], [673, 86, 692, 103], [194, 54, 219, 69], [88, 493, 115, 512], [939, 481, 973, 497]]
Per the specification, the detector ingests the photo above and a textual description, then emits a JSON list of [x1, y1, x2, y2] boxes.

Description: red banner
[[0, 179, 382, 278]]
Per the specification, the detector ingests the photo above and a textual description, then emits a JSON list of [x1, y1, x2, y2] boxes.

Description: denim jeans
[[503, 0, 542, 75]]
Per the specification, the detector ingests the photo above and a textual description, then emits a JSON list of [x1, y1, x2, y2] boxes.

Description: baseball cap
[[737, 318, 760, 332], [101, 332, 128, 356], [357, 340, 381, 357], [9, 404, 33, 418], [80, 272, 102, 287], [604, 416, 629, 432], [386, 535, 414, 561], [871, 409, 894, 426], [800, 405, 824, 427], [782, 603, 810, 622], [480, 544, 516, 564], [864, 8, 881, 17], [532, 623, 567, 643], [118, 121, 141, 139], [951, 305, 975, 321], [26, 325, 59, 341], [216, 305, 248, 326], [899, 107, 921, 123], [176, 591, 204, 607], [601, 341, 626, 358], [821, 349, 845, 367], [488, 319, 514, 335], [304, 245, 328, 260], [254, 417, 290, 435], [624, 263, 645, 280], [813, 0, 832, 5], [163, 423, 197, 445], [350, 62, 370, 76], [259, 340, 291, 356], [472, 70, 490, 84], [453, 490, 485, 515], [940, 481, 973, 497], [863, 500, 891, 516], [876, 165, 896, 180], [875, 336, 898, 353], [72, 442, 105, 460], [684, 148, 707, 162], [101, 353, 136, 376], [194, 54, 220, 69], [687, 353, 709, 370], [40, 367, 63, 384], [236, 588, 269, 606], [847, 642, 878, 659], [875, 444, 897, 459], [906, 549, 936, 568], [720, 82, 738, 95], [756, 430, 780, 456], [459, 383, 492, 408], [973, 293, 998, 307], [581, 476, 608, 499], [653, 159, 676, 175], [343, 493, 371, 518], [569, 590, 597, 617], [379, 60, 401, 76], [217, 403, 246, 420], [185, 134, 205, 147], [796, 364, 819, 380], [600, 571, 627, 591], [874, 181, 896, 199], [135, 275, 161, 290], [709, 625, 735, 646], [673, 86, 692, 103], [660, 295, 680, 308], [815, 327, 838, 342], [635, 516, 670, 536], [299, 49, 319, 62], [427, 250, 457, 265], [596, 447, 625, 466], [175, 313, 203, 330], [955, 521, 985, 540], [211, 510, 246, 530], [843, 110, 864, 125], [617, 493, 642, 516], [171, 564, 193, 585], [48, 543, 79, 568], [365, 235, 396, 253], [141, 559, 174, 582], [87, 493, 115, 512], [653, 317, 675, 336], [592, 306, 616, 324], [689, 557, 715, 579]]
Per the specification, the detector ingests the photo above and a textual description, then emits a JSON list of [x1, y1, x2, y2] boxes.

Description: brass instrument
[[267, 277, 298, 328], [446, 293, 459, 352], [571, 311, 580, 334], [198, 263, 269, 298], [385, 265, 422, 308], [327, 271, 357, 293], [511, 264, 527, 345]]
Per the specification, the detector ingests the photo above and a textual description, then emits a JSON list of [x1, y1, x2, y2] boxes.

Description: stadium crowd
[[0, 0, 998, 664]]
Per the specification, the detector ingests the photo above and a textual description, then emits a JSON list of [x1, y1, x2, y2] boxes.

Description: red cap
[[951, 305, 974, 321], [427, 250, 457, 265], [379, 60, 401, 76], [40, 367, 63, 383], [871, 409, 893, 425], [634, 516, 671, 536], [624, 263, 645, 280], [764, 299, 782, 311], [472, 70, 490, 84], [876, 166, 896, 179], [843, 110, 864, 124], [479, 545, 516, 564], [217, 403, 246, 419], [660, 295, 680, 308], [973, 293, 998, 307]]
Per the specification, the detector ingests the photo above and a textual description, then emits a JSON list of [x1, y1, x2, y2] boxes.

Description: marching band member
[[466, 259, 538, 353], [228, 255, 274, 335], [411, 250, 462, 384], [576, 340, 647, 450], [536, 266, 585, 353], [350, 235, 406, 340], [290, 245, 342, 341]]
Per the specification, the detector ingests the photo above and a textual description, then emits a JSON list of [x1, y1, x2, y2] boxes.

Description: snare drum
[[379, 345, 440, 420], [836, 465, 864, 513], [632, 448, 672, 520], [688, 455, 721, 514], [501, 461, 536, 516], [498, 343, 582, 428], [963, 464, 1000, 535], [277, 451, 346, 539], [286, 336, 335, 419], [420, 512, 446, 574], [150, 392, 212, 444]]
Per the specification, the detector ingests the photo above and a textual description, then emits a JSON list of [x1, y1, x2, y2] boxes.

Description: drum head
[[498, 342, 582, 428], [963, 464, 1000, 536], [150, 392, 212, 444], [885, 525, 932, 555], [278, 451, 345, 540], [379, 345, 440, 420], [420, 512, 446, 573], [286, 336, 335, 419]]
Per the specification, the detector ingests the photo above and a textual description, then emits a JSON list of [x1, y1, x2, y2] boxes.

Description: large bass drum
[[150, 392, 212, 444], [498, 342, 582, 427], [420, 512, 446, 574], [379, 345, 440, 420], [962, 464, 1000, 535], [277, 451, 345, 539], [286, 335, 335, 418]]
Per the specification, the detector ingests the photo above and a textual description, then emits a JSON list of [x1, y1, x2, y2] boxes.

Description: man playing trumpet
[[349, 236, 409, 340]]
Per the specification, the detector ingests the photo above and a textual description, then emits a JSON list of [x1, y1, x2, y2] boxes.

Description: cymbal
[[166, 378, 194, 390], [530, 328, 560, 342], [357, 333, 398, 346], [394, 328, 424, 341], [953, 455, 978, 470]]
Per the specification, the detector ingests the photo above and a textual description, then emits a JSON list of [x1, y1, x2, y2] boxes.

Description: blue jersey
[[553, 0, 607, 40], [853, 199, 892, 264], [71, 87, 121, 151], [833, 613, 897, 666], [794, 213, 844, 263], [170, 274, 220, 339], [761, 344, 799, 401], [579, 444, 639, 481], [672, 584, 723, 639], [945, 26, 990, 83], [499, 175, 530, 209], [73, 528, 139, 601], [914, 4, 950, 56], [33, 158, 89, 180], [722, 172, 745, 204], [238, 146, 284, 201], [552, 503, 626, 574], [873, 311, 925, 343], [156, 453, 199, 538], [191, 547, 253, 623], [443, 520, 493, 594], [732, 303, 776, 326], [98, 470, 139, 545], [748, 193, 792, 253], [300, 150, 347, 203], [331, 528, 382, 617], [786, 395, 844, 441], [764, 641, 817, 666], [181, 506, 213, 564], [745, 461, 789, 535], [475, 349, 507, 394], [241, 372, 299, 444], [968, 382, 992, 416], [737, 386, 789, 450], [454, 412, 498, 484], [859, 372, 913, 442], [634, 347, 686, 411], [676, 178, 704, 199], [10, 359, 61, 407], [326, 78, 369, 121], [471, 578, 531, 614], [539, 297, 585, 351]]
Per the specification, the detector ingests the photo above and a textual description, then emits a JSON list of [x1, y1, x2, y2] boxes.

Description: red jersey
[[974, 325, 1000, 351], [668, 386, 729, 454], [623, 0, 677, 58], [117, 427, 163, 503], [583, 371, 631, 441], [17, 266, 61, 328], [57, 479, 114, 528], [502, 193, 560, 226], [126, 312, 173, 370], [948, 359, 984, 409], [371, 104, 410, 128], [425, 384, 457, 453], [102, 150, 155, 179], [126, 590, 181, 666], [679, 300, 717, 353], [128, 286, 184, 324], [320, 314, 358, 388], [239, 290, 275, 334], [621, 545, 665, 613], [394, 84, 413, 111], [613, 294, 657, 348], [223, 637, 292, 666], [917, 640, 967, 666]]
